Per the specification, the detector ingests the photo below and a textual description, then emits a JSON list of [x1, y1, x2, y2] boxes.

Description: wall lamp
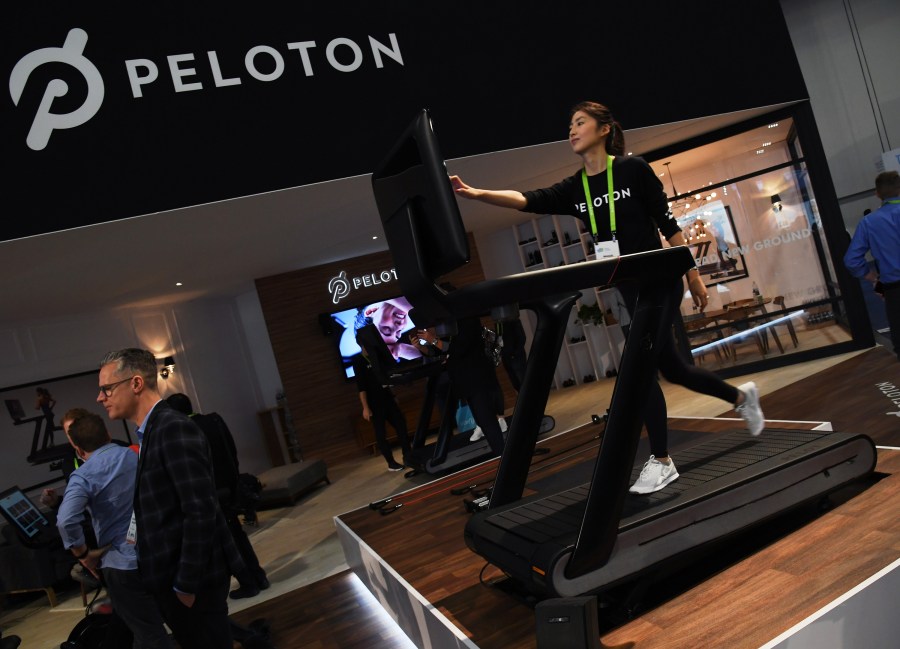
[[770, 194, 783, 212], [159, 356, 176, 379]]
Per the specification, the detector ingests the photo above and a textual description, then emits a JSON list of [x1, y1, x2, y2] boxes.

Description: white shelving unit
[[513, 215, 630, 390]]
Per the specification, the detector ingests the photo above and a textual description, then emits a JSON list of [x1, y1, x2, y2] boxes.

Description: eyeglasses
[[98, 377, 134, 398]]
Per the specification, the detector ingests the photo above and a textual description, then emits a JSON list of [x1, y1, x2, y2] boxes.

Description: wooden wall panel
[[256, 235, 517, 467]]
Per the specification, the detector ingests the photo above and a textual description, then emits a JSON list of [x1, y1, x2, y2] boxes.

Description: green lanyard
[[885, 199, 900, 205], [581, 154, 616, 240]]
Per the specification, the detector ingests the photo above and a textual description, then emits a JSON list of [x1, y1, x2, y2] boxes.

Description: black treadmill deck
[[466, 428, 876, 596]]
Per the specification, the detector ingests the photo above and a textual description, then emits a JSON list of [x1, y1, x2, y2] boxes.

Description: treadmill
[[391, 344, 553, 475], [375, 333, 502, 475], [388, 355, 486, 474], [371, 109, 877, 598], [5, 399, 72, 466], [465, 426, 875, 596]]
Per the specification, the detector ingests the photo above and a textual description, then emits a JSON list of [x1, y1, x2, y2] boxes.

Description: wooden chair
[[684, 315, 729, 364], [720, 306, 767, 361], [771, 295, 800, 348]]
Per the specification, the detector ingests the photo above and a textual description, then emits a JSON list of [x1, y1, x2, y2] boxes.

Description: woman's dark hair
[[569, 101, 625, 156]]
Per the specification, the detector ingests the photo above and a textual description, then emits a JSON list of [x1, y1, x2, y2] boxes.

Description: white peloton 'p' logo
[[9, 28, 105, 151], [329, 271, 352, 304]]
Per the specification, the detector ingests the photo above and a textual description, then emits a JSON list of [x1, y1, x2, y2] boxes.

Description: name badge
[[594, 239, 620, 260], [126, 511, 137, 545]]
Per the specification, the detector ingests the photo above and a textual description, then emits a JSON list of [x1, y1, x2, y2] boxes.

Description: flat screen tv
[[371, 109, 469, 328], [325, 295, 426, 380]]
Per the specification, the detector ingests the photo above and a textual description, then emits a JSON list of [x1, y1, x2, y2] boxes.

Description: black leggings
[[370, 397, 411, 464], [621, 283, 740, 457], [466, 390, 504, 457]]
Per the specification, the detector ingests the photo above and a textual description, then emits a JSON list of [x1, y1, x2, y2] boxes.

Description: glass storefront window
[[647, 116, 853, 371]]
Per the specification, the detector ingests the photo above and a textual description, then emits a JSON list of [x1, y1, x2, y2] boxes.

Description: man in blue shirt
[[844, 170, 900, 361], [56, 410, 172, 648]]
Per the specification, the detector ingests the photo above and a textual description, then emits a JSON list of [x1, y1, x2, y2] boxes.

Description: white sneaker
[[469, 426, 484, 442], [498, 417, 508, 433], [736, 381, 764, 436], [629, 455, 680, 494]]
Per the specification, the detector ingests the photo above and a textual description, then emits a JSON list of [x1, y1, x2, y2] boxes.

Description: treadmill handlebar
[[425, 247, 696, 325]]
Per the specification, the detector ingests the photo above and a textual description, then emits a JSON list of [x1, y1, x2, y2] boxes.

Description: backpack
[[235, 472, 263, 512], [60, 612, 133, 649]]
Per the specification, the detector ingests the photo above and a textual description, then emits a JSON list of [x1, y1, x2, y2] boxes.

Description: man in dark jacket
[[165, 393, 269, 599], [97, 348, 243, 649]]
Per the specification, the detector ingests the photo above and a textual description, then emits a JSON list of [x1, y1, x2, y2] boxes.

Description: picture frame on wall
[[676, 202, 749, 286]]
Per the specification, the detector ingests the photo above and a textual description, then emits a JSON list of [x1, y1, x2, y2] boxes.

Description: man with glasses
[[97, 348, 243, 649]]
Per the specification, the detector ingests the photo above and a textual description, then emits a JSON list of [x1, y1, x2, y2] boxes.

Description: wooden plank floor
[[231, 570, 417, 649], [232, 347, 900, 648], [601, 449, 900, 648], [712, 344, 900, 446]]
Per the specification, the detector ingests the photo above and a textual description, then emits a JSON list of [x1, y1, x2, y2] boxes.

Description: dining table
[[683, 297, 786, 359]]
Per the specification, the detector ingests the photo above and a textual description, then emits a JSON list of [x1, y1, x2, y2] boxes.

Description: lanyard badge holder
[[583, 154, 620, 260]]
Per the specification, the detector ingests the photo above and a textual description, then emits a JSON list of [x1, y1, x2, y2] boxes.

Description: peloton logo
[[10, 27, 404, 151], [876, 381, 900, 417], [329, 272, 352, 305], [328, 268, 398, 304], [9, 28, 105, 151]]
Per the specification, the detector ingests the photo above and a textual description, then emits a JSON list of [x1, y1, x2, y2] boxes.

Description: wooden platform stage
[[231, 348, 900, 648]]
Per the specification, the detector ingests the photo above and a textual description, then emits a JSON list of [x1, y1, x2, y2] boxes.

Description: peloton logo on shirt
[[10, 27, 404, 151], [328, 268, 398, 304]]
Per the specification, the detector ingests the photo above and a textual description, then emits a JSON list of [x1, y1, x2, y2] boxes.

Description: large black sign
[[3, 1, 806, 241]]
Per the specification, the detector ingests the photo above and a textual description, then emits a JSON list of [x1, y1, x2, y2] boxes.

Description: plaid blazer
[[133, 402, 244, 593]]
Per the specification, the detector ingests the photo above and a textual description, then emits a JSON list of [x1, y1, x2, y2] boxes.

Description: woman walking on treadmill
[[449, 100, 765, 494]]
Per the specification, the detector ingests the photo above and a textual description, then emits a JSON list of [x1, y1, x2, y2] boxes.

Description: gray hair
[[100, 348, 159, 390]]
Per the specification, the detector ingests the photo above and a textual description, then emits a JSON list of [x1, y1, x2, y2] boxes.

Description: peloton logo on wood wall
[[328, 268, 398, 304], [9, 27, 404, 151]]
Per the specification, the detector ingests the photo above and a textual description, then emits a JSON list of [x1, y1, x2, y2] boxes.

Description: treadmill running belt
[[485, 428, 828, 544]]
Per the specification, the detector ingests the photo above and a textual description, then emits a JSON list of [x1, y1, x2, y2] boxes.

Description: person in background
[[353, 324, 412, 471], [97, 348, 242, 649], [448, 100, 765, 493], [56, 410, 172, 648], [164, 393, 270, 600], [497, 318, 527, 393], [34, 386, 57, 446], [844, 170, 900, 361], [41, 407, 101, 592], [414, 313, 506, 457]]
